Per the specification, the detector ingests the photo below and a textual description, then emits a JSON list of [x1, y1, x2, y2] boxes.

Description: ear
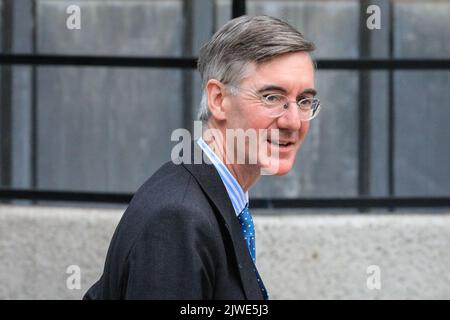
[[206, 79, 227, 122]]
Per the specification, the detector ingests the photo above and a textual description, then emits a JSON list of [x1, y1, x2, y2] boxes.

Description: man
[[84, 15, 320, 300]]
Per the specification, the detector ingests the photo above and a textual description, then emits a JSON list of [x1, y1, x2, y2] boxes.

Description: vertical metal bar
[[232, 0, 246, 18], [31, 0, 38, 189], [212, 0, 217, 34], [358, 0, 372, 211], [387, 0, 395, 211], [1, 0, 13, 188], [182, 0, 194, 133], [182, 0, 214, 134]]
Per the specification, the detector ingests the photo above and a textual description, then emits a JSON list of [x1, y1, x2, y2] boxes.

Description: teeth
[[268, 140, 289, 146]]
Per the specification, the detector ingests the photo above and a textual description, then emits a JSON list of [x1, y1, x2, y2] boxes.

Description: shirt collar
[[197, 137, 249, 216]]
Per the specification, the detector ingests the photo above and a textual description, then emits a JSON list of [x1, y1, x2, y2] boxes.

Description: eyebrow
[[257, 85, 317, 97]]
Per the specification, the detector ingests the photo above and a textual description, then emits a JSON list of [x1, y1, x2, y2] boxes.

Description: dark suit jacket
[[83, 141, 266, 299]]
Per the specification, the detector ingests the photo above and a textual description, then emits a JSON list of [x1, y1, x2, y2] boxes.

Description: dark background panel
[[395, 70, 450, 197], [395, 1, 450, 59], [36, 66, 184, 192], [246, 0, 360, 59], [37, 0, 184, 57]]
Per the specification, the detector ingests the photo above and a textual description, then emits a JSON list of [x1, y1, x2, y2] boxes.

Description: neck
[[202, 128, 261, 193]]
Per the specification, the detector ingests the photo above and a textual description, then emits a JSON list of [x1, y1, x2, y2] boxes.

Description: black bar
[[182, 1, 194, 132], [0, 0, 14, 188], [388, 0, 396, 211], [232, 0, 246, 18], [31, 0, 38, 189], [0, 189, 132, 204], [0, 54, 198, 68], [1, 188, 450, 208], [1, 54, 450, 70], [316, 59, 450, 70], [358, 0, 372, 208], [251, 197, 450, 209]]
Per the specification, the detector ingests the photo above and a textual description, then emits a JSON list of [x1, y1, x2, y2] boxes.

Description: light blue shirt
[[197, 138, 249, 216]]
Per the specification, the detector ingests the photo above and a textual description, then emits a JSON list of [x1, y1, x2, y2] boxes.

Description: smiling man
[[84, 15, 319, 300]]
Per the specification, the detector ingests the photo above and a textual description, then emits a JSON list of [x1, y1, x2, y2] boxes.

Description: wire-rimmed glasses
[[228, 85, 321, 121]]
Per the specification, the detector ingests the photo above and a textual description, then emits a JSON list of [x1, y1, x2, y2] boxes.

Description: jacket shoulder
[[84, 161, 220, 299], [119, 161, 211, 239]]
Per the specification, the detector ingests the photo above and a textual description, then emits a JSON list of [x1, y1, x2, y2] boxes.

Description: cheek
[[299, 121, 310, 139], [251, 117, 275, 131], [236, 102, 274, 129]]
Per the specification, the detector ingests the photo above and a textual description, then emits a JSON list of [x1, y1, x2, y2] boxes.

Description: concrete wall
[[1, 204, 449, 300]]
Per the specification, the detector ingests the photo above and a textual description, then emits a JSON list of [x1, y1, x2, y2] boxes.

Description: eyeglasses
[[228, 85, 321, 121]]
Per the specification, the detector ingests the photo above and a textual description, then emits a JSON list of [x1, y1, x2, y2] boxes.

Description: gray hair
[[197, 15, 316, 124]]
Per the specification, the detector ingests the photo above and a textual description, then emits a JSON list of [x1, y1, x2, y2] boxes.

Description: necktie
[[238, 204, 269, 300], [238, 205, 256, 263]]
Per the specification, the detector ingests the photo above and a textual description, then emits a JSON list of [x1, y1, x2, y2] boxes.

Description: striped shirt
[[197, 137, 249, 216]]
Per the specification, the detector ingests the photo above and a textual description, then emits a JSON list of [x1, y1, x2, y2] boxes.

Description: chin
[[274, 160, 295, 176], [274, 165, 293, 176], [258, 140, 300, 176], [259, 158, 295, 176]]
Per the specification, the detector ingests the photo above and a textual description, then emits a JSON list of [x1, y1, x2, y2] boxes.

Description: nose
[[276, 101, 303, 131]]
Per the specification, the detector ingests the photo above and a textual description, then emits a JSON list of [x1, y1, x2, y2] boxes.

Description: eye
[[298, 97, 313, 108], [263, 94, 283, 104]]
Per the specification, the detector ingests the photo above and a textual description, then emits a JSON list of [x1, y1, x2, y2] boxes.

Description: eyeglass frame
[[225, 84, 321, 121]]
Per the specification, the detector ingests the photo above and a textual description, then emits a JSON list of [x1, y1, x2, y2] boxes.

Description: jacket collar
[[196, 137, 249, 216], [181, 141, 265, 300]]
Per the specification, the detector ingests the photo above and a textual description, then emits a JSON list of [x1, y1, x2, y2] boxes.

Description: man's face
[[222, 51, 316, 176]]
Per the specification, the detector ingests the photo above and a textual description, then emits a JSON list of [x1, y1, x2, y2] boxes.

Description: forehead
[[240, 51, 315, 92]]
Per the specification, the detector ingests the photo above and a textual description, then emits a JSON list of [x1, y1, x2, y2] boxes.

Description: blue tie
[[238, 204, 269, 300], [238, 205, 256, 262]]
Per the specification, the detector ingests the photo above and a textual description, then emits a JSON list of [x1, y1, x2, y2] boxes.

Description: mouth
[[266, 138, 295, 150]]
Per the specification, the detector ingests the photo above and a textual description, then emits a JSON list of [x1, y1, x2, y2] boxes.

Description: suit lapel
[[181, 141, 264, 300]]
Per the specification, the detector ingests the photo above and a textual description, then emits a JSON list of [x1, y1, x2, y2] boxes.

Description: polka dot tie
[[238, 204, 269, 300], [238, 205, 256, 263]]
